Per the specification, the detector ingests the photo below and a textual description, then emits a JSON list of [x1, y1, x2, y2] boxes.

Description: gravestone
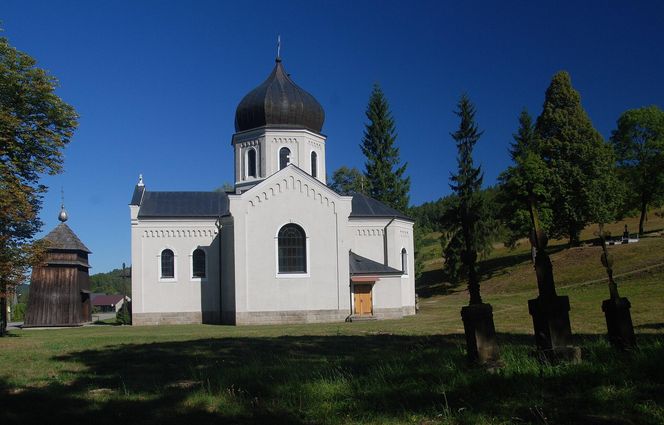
[[461, 302, 500, 364], [598, 224, 636, 349], [459, 251, 500, 366], [527, 198, 580, 363]]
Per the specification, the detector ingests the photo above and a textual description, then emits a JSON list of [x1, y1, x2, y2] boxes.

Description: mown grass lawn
[[1, 232, 663, 424]]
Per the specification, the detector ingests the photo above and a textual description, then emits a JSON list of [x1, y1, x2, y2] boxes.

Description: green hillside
[[89, 267, 131, 295], [416, 209, 664, 298]]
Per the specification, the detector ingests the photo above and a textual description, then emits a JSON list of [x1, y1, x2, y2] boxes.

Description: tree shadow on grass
[[478, 244, 568, 282], [635, 322, 664, 330], [2, 333, 664, 424], [416, 245, 569, 298], [91, 320, 120, 326], [642, 227, 664, 236], [416, 267, 461, 298]]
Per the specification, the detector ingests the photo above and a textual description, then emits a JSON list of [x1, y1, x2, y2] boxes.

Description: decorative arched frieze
[[141, 228, 215, 238], [246, 177, 338, 214], [356, 228, 384, 237], [239, 139, 260, 148], [272, 137, 297, 144]]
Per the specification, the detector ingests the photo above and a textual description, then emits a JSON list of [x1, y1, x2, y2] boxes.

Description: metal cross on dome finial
[[58, 187, 68, 222], [277, 35, 281, 59]]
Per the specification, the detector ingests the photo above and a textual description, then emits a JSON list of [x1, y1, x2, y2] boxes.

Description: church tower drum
[[232, 56, 327, 192]]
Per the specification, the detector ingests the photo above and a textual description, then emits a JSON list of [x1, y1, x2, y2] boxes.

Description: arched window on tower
[[278, 224, 307, 273], [247, 148, 257, 178], [161, 249, 174, 279], [192, 249, 206, 278], [279, 147, 291, 170], [311, 151, 318, 178], [401, 248, 408, 275]]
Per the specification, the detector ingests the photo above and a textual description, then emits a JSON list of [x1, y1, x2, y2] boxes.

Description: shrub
[[11, 303, 27, 322], [116, 301, 132, 325]]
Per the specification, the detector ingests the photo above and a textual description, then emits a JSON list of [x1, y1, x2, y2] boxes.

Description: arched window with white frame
[[161, 249, 175, 279], [279, 147, 291, 170], [278, 223, 307, 273], [401, 248, 408, 275], [246, 148, 257, 178], [311, 151, 318, 178], [192, 248, 206, 279]]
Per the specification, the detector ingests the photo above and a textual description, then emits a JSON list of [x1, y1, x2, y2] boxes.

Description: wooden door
[[80, 292, 91, 322], [353, 284, 373, 315]]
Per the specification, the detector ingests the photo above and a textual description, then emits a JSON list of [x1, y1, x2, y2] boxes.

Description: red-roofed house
[[92, 295, 129, 313]]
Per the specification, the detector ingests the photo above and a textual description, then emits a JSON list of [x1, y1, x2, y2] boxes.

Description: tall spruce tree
[[534, 71, 616, 246], [497, 109, 552, 248], [361, 84, 410, 212], [443, 94, 492, 304]]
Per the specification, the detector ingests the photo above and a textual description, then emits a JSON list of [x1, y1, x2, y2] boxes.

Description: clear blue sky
[[3, 1, 663, 273]]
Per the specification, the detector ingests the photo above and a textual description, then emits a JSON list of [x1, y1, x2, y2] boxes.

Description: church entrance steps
[[348, 314, 377, 322]]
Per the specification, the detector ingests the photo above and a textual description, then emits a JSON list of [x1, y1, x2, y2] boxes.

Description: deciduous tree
[[328, 166, 369, 195], [610, 105, 664, 236], [0, 34, 78, 335]]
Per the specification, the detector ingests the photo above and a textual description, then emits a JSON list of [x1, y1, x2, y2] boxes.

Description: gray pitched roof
[[349, 252, 403, 275], [350, 193, 413, 221], [137, 191, 229, 218], [129, 185, 145, 206], [43, 223, 91, 253]]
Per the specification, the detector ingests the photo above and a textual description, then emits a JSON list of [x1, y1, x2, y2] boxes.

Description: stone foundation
[[373, 306, 415, 319], [134, 305, 416, 326], [132, 311, 202, 326], [235, 309, 348, 325]]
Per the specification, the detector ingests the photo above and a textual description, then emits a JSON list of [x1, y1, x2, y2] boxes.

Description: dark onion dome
[[235, 57, 325, 133]]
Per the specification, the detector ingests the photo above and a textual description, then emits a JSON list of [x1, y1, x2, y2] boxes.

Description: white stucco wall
[[348, 217, 416, 313], [232, 128, 327, 189], [371, 276, 403, 309], [131, 217, 220, 323], [348, 218, 390, 263], [387, 220, 417, 311], [130, 171, 415, 325], [219, 216, 236, 323], [228, 166, 352, 321]]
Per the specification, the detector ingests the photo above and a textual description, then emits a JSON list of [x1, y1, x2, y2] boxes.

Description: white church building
[[129, 56, 416, 325]]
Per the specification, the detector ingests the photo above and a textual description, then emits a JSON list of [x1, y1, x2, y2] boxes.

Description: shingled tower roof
[[43, 223, 91, 253]]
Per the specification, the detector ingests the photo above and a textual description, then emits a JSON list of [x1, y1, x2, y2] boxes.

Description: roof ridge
[[146, 190, 226, 194]]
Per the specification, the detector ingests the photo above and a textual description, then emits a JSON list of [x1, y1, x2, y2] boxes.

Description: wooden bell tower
[[24, 204, 92, 327]]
